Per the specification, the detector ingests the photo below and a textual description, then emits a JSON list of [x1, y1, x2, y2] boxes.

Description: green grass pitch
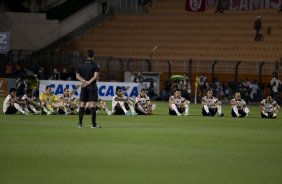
[[1, 98, 282, 184]]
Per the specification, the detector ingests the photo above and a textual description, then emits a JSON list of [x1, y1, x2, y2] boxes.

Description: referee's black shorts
[[80, 85, 98, 102]]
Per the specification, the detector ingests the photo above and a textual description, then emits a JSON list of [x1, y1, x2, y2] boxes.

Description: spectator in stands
[[49, 68, 60, 80], [102, 0, 107, 14], [134, 71, 144, 83], [60, 68, 70, 80], [254, 16, 262, 41], [37, 66, 45, 80], [270, 72, 281, 104], [250, 80, 259, 102], [215, 0, 224, 14], [182, 73, 191, 100]]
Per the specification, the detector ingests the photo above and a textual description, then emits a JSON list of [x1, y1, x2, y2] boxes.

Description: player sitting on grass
[[201, 89, 224, 117], [40, 85, 71, 115], [21, 89, 41, 114], [3, 88, 29, 115], [58, 87, 80, 114], [110, 86, 138, 115], [230, 92, 250, 117], [259, 95, 280, 119], [135, 88, 156, 115], [85, 99, 111, 115], [169, 89, 190, 116]]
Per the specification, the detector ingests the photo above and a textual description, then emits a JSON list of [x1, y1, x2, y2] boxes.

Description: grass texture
[[1, 99, 282, 184]]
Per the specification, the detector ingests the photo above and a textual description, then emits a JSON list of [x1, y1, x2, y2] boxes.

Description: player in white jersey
[[85, 99, 111, 115], [110, 86, 137, 115], [259, 95, 280, 118], [58, 88, 79, 114], [135, 88, 156, 115], [230, 92, 250, 117], [3, 88, 29, 115], [21, 89, 40, 114], [169, 89, 190, 116], [201, 89, 224, 117]]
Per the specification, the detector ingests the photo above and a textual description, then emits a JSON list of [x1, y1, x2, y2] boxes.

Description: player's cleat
[[65, 111, 71, 115], [177, 113, 182, 116], [108, 110, 115, 115], [184, 112, 189, 116], [91, 124, 102, 128], [47, 110, 53, 115], [131, 112, 138, 116], [125, 111, 131, 116], [77, 124, 83, 128], [272, 115, 277, 119], [23, 112, 29, 115]]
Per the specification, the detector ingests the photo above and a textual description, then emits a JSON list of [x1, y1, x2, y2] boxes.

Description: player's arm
[[201, 97, 207, 105], [114, 96, 128, 102], [215, 99, 222, 105], [169, 96, 175, 105], [229, 99, 238, 106]]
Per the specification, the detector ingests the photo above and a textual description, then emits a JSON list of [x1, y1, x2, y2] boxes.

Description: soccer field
[[1, 99, 282, 184]]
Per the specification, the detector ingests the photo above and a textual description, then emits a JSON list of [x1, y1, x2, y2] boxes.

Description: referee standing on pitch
[[76, 49, 101, 128]]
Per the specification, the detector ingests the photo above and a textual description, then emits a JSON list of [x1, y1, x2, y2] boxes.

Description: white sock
[[171, 104, 181, 115], [28, 105, 38, 113], [203, 105, 210, 113], [121, 105, 128, 114], [217, 105, 222, 114], [185, 104, 189, 114], [233, 106, 239, 116], [14, 103, 26, 114]]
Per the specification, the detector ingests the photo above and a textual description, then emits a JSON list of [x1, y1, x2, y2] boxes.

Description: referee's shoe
[[91, 124, 102, 128]]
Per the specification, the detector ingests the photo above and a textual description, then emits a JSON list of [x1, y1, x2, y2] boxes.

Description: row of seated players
[[2, 86, 155, 116], [3, 86, 280, 119]]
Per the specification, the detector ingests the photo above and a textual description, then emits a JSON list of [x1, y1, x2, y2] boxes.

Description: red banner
[[186, 0, 206, 12]]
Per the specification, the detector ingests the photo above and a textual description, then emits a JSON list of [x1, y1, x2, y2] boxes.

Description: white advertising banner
[[39, 80, 141, 100]]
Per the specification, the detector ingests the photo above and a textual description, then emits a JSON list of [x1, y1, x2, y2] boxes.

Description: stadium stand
[[57, 0, 281, 83]]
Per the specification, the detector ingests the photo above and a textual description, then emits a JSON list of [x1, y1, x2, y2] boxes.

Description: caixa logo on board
[[49, 84, 80, 96], [98, 85, 139, 98]]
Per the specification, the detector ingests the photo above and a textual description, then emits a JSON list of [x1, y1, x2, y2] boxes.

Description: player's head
[[140, 88, 147, 97], [116, 86, 123, 96], [206, 89, 213, 98], [87, 49, 95, 58], [45, 85, 52, 94], [174, 89, 181, 97], [9, 88, 17, 97], [64, 88, 70, 96], [26, 89, 33, 97], [235, 92, 241, 100], [266, 95, 272, 103]]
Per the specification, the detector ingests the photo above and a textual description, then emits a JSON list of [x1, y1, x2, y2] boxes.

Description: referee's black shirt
[[77, 59, 100, 88]]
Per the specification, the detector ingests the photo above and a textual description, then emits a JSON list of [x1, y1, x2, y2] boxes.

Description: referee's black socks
[[79, 107, 85, 125], [90, 107, 97, 127]]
